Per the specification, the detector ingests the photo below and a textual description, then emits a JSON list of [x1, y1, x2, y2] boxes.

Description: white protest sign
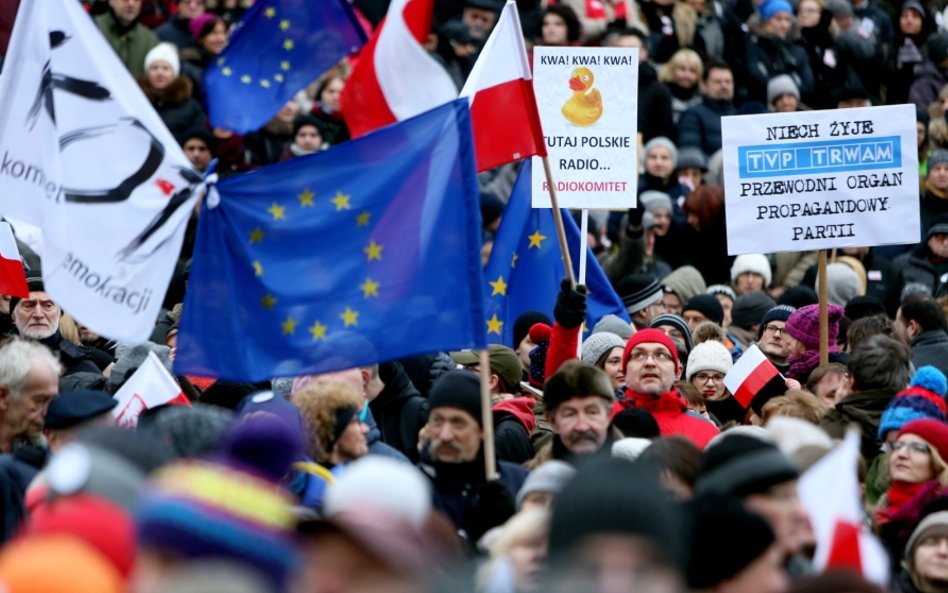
[[531, 47, 638, 209], [722, 105, 918, 255]]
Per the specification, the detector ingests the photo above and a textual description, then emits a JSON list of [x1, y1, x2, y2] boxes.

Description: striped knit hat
[[878, 366, 948, 440], [135, 416, 300, 590]]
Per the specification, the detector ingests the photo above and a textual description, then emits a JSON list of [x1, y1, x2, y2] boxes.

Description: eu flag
[[176, 100, 486, 381], [205, 0, 366, 134], [484, 160, 629, 346]]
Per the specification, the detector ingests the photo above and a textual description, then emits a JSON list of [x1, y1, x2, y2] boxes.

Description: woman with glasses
[[685, 340, 741, 425], [875, 419, 948, 570]]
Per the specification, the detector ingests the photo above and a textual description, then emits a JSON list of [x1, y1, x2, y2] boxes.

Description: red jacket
[[612, 389, 719, 449]]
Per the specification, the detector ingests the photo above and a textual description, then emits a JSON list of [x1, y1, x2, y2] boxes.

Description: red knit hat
[[898, 418, 948, 463], [621, 328, 680, 370]]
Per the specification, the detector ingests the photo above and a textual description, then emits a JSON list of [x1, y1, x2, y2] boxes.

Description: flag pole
[[578, 209, 589, 357], [479, 350, 499, 481], [541, 156, 576, 289], [818, 250, 829, 366]]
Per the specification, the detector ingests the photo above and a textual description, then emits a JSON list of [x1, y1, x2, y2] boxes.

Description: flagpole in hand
[[479, 350, 499, 481], [541, 156, 576, 290]]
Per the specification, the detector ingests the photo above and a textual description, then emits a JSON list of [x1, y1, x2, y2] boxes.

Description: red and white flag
[[112, 351, 190, 428], [798, 430, 889, 585], [0, 222, 28, 298], [341, 0, 457, 137], [723, 344, 781, 408], [460, 0, 546, 171]]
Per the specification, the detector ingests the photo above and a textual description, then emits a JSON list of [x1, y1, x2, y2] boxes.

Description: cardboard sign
[[721, 105, 919, 255], [531, 47, 638, 209]]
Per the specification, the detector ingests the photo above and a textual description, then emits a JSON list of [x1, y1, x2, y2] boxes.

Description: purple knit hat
[[784, 303, 844, 350]]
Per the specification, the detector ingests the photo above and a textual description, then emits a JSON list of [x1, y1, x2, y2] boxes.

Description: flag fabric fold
[[0, 0, 201, 342], [460, 0, 546, 171], [723, 344, 783, 409], [113, 351, 190, 428], [176, 100, 486, 381], [341, 0, 457, 138], [0, 222, 29, 298], [205, 0, 366, 134], [483, 159, 629, 346]]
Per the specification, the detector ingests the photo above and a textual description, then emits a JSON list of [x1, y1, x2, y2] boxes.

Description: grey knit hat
[[929, 149, 948, 170], [639, 190, 673, 214], [650, 313, 694, 352], [516, 460, 577, 509], [675, 147, 708, 172], [643, 136, 678, 169], [581, 332, 626, 366], [767, 74, 800, 105], [592, 314, 634, 339]]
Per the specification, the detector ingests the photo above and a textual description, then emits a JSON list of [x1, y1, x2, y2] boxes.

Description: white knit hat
[[144, 42, 181, 78], [730, 253, 772, 288], [685, 340, 733, 381], [581, 332, 625, 366]]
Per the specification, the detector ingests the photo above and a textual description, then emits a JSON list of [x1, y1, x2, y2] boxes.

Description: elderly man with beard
[[419, 370, 526, 549]]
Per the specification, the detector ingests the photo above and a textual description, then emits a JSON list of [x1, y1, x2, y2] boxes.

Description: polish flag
[[798, 430, 889, 585], [0, 222, 28, 298], [112, 351, 190, 428], [723, 344, 782, 408], [341, 0, 457, 138], [460, 0, 546, 171]]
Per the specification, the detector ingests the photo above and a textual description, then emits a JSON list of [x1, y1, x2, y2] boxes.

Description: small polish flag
[[460, 0, 547, 171], [112, 351, 190, 428], [723, 344, 782, 409], [0, 221, 28, 298]]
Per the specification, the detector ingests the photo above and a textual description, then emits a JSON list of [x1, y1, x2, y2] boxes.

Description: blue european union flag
[[483, 160, 629, 346], [176, 100, 486, 381], [205, 0, 366, 134]]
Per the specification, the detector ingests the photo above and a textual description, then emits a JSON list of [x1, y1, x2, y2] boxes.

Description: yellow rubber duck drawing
[[561, 67, 603, 127]]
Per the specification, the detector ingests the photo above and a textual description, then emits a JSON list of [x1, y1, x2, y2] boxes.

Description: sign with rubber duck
[[531, 47, 638, 209]]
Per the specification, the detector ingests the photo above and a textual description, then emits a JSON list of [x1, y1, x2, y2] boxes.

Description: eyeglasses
[[884, 441, 931, 455], [693, 372, 725, 384], [628, 350, 674, 363], [762, 324, 785, 335]]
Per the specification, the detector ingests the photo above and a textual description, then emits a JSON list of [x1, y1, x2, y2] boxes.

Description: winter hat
[[784, 303, 845, 350], [662, 266, 707, 304], [927, 214, 948, 239], [766, 416, 833, 465], [731, 291, 778, 329], [650, 313, 694, 352], [611, 437, 654, 461], [324, 456, 432, 528], [928, 33, 948, 65], [543, 360, 614, 411], [516, 460, 576, 509], [144, 42, 180, 78], [513, 311, 551, 349], [135, 416, 301, 590], [822, 261, 864, 306], [549, 456, 687, 572], [827, 0, 852, 17], [695, 433, 799, 497], [0, 536, 124, 593], [903, 0, 926, 19], [897, 418, 948, 464], [621, 328, 681, 370], [615, 274, 663, 314], [592, 314, 634, 339], [643, 136, 678, 169], [682, 294, 724, 325], [451, 344, 522, 390], [931, 149, 948, 170], [757, 305, 796, 339], [688, 494, 776, 589], [639, 190, 673, 214], [845, 295, 884, 321], [138, 403, 235, 458], [612, 408, 661, 438], [8, 272, 44, 313], [44, 389, 117, 429], [675, 147, 708, 172], [906, 511, 948, 568], [108, 342, 174, 392], [428, 370, 483, 426], [731, 253, 772, 288], [581, 332, 626, 366], [760, 0, 793, 21], [182, 128, 217, 152], [189, 13, 220, 41], [685, 341, 733, 381], [767, 74, 799, 105], [779, 285, 819, 308], [707, 284, 737, 302], [878, 366, 948, 440], [293, 114, 323, 139], [528, 323, 552, 387]]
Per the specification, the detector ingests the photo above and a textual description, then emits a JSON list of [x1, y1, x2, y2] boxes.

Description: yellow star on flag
[[331, 191, 351, 211], [249, 227, 264, 244], [356, 211, 371, 227], [265, 7, 276, 17], [511, 253, 519, 268], [241, 75, 252, 84], [253, 260, 263, 277], [281, 316, 297, 335], [360, 278, 380, 298], [283, 39, 294, 51], [363, 240, 383, 262], [486, 314, 503, 335], [279, 19, 290, 30], [260, 79, 271, 88], [280, 60, 291, 71], [527, 230, 546, 249], [261, 293, 276, 309], [274, 74, 285, 83], [309, 321, 327, 341], [340, 307, 359, 327], [222, 67, 232, 76], [216, 57, 226, 66], [298, 188, 315, 207], [267, 202, 286, 220], [489, 275, 508, 296]]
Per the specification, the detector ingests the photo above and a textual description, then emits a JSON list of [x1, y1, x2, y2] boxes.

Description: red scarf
[[886, 480, 925, 515]]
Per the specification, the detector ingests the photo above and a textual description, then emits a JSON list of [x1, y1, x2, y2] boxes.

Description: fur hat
[[685, 341, 733, 381], [144, 42, 180, 78], [878, 366, 948, 440], [784, 303, 845, 350], [767, 74, 799, 105], [581, 332, 626, 366], [731, 253, 772, 288]]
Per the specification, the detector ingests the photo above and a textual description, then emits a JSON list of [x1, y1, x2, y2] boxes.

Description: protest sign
[[531, 47, 638, 209], [722, 105, 918, 255]]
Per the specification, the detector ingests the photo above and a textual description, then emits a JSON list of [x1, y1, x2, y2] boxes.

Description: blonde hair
[[59, 313, 81, 345], [659, 49, 704, 84], [477, 510, 550, 592], [761, 390, 825, 425], [292, 383, 364, 463]]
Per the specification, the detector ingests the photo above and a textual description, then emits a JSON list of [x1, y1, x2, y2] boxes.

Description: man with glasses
[[612, 329, 719, 448], [758, 305, 796, 374]]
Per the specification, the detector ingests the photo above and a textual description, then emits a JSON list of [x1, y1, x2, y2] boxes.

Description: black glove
[[553, 278, 587, 329], [464, 479, 516, 544], [626, 206, 644, 231]]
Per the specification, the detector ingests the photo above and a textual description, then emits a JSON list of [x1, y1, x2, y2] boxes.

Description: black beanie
[[611, 408, 661, 438], [682, 294, 724, 325], [512, 311, 551, 349], [428, 370, 483, 426], [730, 291, 776, 329], [695, 434, 798, 497], [844, 295, 885, 321], [778, 285, 819, 309], [688, 494, 776, 589]]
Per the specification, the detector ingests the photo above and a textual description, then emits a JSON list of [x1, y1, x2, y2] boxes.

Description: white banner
[[531, 47, 638, 209], [722, 105, 919, 255], [0, 0, 201, 342]]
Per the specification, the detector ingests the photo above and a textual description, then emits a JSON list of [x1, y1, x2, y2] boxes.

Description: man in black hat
[[615, 274, 665, 330], [43, 389, 117, 453]]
